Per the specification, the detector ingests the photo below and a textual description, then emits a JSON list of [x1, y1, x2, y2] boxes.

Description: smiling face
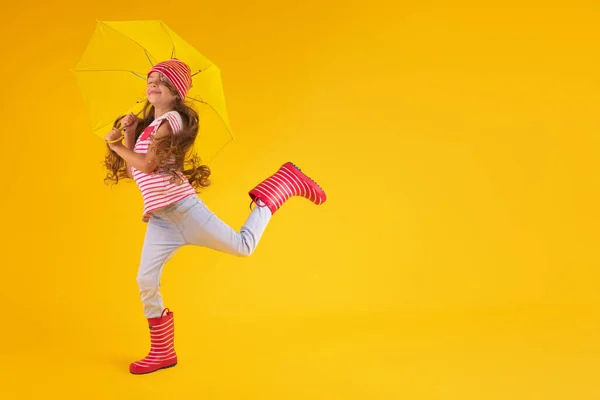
[[146, 72, 178, 107]]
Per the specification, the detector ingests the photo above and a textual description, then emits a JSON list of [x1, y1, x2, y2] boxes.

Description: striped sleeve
[[165, 111, 183, 134]]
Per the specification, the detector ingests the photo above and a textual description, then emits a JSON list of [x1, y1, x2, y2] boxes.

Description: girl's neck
[[154, 106, 174, 119]]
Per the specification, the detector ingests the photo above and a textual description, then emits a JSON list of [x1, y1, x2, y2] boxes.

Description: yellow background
[[1, 0, 599, 398]]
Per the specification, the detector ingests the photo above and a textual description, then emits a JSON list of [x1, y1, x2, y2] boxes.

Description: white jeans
[[136, 195, 272, 318]]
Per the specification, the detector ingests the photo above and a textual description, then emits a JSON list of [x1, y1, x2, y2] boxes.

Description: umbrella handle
[[106, 126, 126, 144], [106, 135, 125, 144], [106, 111, 142, 144], [107, 111, 140, 144]]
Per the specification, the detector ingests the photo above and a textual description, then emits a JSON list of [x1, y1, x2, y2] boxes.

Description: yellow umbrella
[[74, 20, 233, 164]]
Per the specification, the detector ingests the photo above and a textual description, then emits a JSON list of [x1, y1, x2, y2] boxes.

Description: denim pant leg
[[137, 213, 186, 318], [179, 197, 272, 257]]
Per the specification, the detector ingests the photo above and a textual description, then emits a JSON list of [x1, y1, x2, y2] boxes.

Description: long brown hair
[[103, 115, 145, 185], [104, 77, 211, 191]]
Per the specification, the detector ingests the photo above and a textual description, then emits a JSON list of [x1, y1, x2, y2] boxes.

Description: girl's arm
[[108, 122, 172, 174], [123, 132, 136, 178]]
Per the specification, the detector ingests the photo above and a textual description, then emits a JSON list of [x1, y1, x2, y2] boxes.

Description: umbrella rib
[[132, 71, 147, 80], [144, 51, 154, 67], [94, 96, 147, 131], [100, 21, 158, 67], [187, 95, 234, 165], [187, 97, 233, 138], [192, 63, 216, 76], [159, 21, 176, 59], [204, 139, 234, 166]]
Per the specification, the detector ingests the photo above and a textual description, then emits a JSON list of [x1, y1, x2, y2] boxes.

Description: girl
[[103, 59, 327, 375]]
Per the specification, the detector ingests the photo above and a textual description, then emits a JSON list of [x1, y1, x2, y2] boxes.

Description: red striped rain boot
[[130, 308, 178, 375], [249, 162, 327, 214]]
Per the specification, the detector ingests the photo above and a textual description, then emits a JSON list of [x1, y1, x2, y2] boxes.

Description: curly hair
[[103, 76, 211, 191], [103, 114, 145, 185]]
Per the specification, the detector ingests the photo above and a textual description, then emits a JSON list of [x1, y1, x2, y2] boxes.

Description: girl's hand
[[105, 127, 123, 146], [121, 113, 140, 130]]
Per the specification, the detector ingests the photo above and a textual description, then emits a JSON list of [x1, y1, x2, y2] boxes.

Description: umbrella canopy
[[74, 20, 233, 163]]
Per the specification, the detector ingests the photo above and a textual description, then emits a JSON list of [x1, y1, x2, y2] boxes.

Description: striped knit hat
[[148, 58, 193, 99]]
